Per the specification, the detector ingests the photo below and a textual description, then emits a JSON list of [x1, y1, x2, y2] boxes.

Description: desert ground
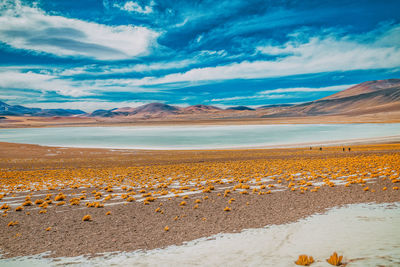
[[0, 141, 399, 258]]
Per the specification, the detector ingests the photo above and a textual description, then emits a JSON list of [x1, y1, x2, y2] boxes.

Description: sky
[[0, 0, 400, 112]]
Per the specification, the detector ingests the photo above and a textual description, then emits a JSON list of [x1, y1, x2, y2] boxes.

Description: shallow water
[[1, 123, 400, 149], [1, 202, 400, 266]]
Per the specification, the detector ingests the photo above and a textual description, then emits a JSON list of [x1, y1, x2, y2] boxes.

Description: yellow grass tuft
[[126, 196, 136, 202], [0, 204, 10, 210], [54, 193, 66, 201], [22, 200, 33, 206], [8, 221, 19, 227], [82, 215, 92, 221], [295, 254, 314, 266], [69, 198, 80, 205], [326, 252, 343, 266], [15, 206, 24, 211], [56, 201, 66, 206], [34, 199, 44, 205]]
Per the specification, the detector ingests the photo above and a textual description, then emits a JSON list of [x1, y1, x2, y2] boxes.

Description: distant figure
[[343, 147, 345, 152], [319, 147, 322, 151], [348, 147, 351, 152], [310, 147, 312, 150]]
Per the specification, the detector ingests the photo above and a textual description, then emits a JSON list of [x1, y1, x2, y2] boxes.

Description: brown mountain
[[86, 79, 400, 119], [182, 104, 221, 113], [132, 103, 180, 115], [262, 79, 400, 117], [322, 79, 400, 100]]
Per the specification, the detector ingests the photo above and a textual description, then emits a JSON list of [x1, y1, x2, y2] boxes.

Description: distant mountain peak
[[0, 100, 86, 117], [134, 103, 179, 114], [322, 79, 400, 100], [227, 106, 255, 111]]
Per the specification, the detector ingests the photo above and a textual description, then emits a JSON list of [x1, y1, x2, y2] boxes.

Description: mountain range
[[1, 79, 399, 119], [0, 101, 86, 117], [262, 78, 400, 117]]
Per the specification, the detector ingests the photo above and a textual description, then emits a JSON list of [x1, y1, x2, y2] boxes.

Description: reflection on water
[[1, 202, 400, 266], [1, 123, 400, 149]]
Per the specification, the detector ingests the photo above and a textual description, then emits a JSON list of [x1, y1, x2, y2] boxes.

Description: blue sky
[[0, 0, 400, 111]]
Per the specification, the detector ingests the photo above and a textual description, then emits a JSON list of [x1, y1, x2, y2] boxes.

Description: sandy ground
[[0, 142, 399, 258]]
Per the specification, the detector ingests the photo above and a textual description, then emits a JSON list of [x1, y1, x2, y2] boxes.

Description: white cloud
[[56, 59, 197, 76], [211, 84, 355, 102], [0, 70, 162, 97], [127, 24, 400, 86], [23, 100, 156, 112], [0, 1, 158, 60], [258, 84, 356, 94], [0, 71, 89, 97], [114, 1, 154, 14]]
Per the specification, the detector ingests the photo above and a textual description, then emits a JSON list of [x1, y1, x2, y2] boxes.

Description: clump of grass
[[35, 199, 44, 205], [39, 209, 47, 214], [145, 196, 155, 202], [164, 226, 169, 231], [326, 252, 343, 266], [8, 221, 19, 227], [39, 202, 48, 209], [82, 215, 92, 221], [224, 206, 231, 212], [56, 201, 66, 206], [69, 198, 80, 205], [55, 193, 66, 201], [22, 200, 33, 206], [0, 204, 10, 210], [126, 196, 135, 202], [105, 211, 111, 215], [15, 206, 24, 211], [179, 201, 186, 206], [45, 227, 51, 231], [295, 255, 314, 266]]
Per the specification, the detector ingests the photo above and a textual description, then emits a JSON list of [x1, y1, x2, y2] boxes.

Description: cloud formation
[[140, 24, 400, 85], [114, 1, 155, 14], [0, 1, 158, 60], [1, 0, 400, 108]]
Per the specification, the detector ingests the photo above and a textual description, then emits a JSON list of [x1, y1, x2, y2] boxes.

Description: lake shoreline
[[1, 123, 400, 150]]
